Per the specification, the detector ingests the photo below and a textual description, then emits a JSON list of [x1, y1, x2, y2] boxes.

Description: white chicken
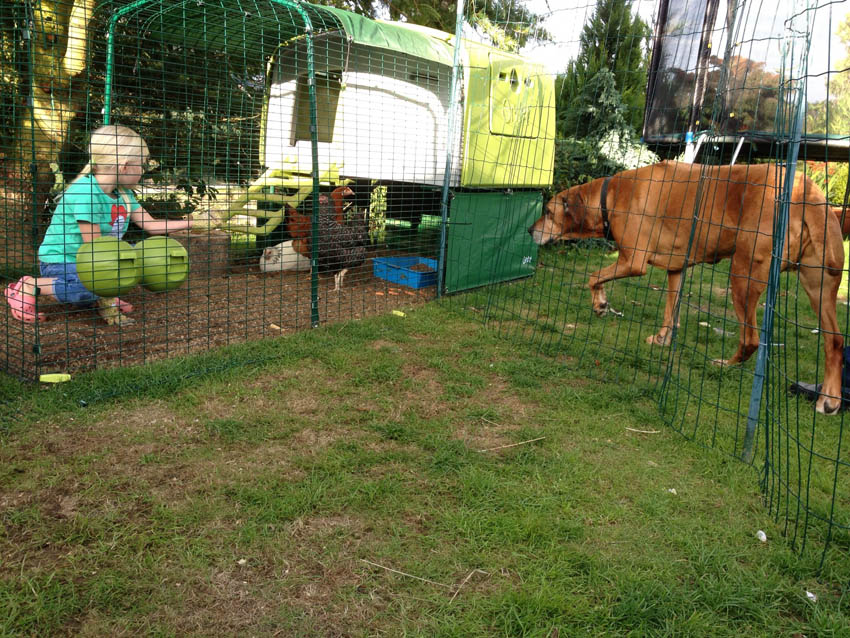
[[258, 240, 311, 273]]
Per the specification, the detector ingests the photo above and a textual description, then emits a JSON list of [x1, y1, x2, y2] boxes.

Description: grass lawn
[[1, 282, 848, 635]]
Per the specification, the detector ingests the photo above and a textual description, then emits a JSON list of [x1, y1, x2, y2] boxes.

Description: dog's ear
[[544, 194, 558, 217], [567, 190, 588, 233]]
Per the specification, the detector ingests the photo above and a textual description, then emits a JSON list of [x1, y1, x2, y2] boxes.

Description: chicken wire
[[452, 0, 848, 575], [2, 0, 459, 378]]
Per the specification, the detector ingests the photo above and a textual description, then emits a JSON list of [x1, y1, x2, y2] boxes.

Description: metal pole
[[437, 0, 465, 297], [105, 0, 323, 324], [23, 0, 42, 362], [287, 16, 322, 328], [104, 0, 155, 124], [23, 1, 38, 253], [264, 1, 322, 326], [221, 0, 322, 325], [742, 79, 808, 463], [267, 2, 321, 327]]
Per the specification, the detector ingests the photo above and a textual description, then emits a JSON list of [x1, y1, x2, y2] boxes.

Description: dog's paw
[[646, 332, 672, 346], [594, 303, 623, 318], [711, 358, 731, 367], [816, 396, 841, 415]]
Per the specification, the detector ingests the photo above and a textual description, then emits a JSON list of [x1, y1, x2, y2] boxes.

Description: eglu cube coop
[[0, 0, 554, 379]]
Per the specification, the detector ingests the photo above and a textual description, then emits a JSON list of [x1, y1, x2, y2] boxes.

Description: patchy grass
[[1, 297, 848, 636]]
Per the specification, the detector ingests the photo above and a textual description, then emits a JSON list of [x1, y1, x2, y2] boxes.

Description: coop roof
[[124, 0, 456, 67]]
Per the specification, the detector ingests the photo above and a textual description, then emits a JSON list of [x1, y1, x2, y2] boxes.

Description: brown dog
[[529, 161, 845, 414]]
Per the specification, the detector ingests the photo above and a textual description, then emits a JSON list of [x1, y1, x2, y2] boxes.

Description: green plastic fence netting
[[457, 0, 848, 576]]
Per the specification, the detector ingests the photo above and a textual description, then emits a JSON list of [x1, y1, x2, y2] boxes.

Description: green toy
[[76, 237, 140, 297], [135, 237, 189, 292]]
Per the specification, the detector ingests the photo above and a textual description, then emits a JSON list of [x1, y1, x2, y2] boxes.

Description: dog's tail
[[805, 204, 845, 276], [829, 205, 850, 238], [791, 174, 844, 274]]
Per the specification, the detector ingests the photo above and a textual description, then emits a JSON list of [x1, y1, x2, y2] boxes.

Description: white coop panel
[[264, 35, 462, 186]]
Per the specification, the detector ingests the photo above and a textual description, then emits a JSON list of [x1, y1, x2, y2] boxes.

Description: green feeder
[[76, 237, 140, 297], [135, 236, 189, 292]]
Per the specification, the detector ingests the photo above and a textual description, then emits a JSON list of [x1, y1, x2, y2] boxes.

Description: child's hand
[[186, 209, 223, 233]]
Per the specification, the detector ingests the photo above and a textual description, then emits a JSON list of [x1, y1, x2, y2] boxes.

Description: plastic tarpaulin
[[445, 191, 540, 294], [320, 7, 456, 67]]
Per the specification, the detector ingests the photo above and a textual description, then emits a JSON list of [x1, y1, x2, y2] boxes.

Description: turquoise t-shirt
[[38, 174, 141, 264]]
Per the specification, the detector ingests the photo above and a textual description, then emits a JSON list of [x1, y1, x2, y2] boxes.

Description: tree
[[1, 0, 94, 242], [552, 68, 657, 189], [556, 0, 650, 138], [806, 11, 850, 136]]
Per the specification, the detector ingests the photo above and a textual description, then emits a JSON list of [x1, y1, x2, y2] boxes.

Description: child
[[4, 124, 213, 326]]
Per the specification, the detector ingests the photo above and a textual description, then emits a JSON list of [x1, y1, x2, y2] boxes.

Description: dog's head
[[529, 186, 596, 245]]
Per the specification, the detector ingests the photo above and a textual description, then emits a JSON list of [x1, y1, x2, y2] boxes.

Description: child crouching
[[5, 124, 212, 325]]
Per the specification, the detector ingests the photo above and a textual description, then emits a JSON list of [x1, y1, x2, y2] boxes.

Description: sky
[[517, 0, 850, 104]]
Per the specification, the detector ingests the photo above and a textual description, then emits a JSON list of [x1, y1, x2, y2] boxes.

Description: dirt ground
[[1, 253, 436, 380]]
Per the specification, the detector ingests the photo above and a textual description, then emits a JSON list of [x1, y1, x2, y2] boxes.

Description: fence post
[[267, 2, 322, 327], [437, 0, 465, 298], [742, 79, 808, 464]]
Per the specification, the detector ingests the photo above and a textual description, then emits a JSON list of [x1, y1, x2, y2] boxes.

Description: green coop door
[[488, 52, 541, 138], [445, 191, 540, 294]]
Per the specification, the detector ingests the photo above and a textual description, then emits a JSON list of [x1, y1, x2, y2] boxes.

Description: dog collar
[[600, 176, 613, 241]]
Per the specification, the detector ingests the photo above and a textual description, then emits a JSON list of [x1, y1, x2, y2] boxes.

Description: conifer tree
[[557, 0, 650, 137]]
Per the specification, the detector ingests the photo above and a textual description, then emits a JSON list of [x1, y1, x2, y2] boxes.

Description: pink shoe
[[115, 298, 134, 314], [4, 277, 46, 323]]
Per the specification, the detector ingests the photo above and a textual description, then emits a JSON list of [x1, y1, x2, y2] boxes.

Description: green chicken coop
[[105, 0, 555, 293]]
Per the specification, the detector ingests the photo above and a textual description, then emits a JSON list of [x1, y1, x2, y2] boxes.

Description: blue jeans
[[40, 262, 99, 306]]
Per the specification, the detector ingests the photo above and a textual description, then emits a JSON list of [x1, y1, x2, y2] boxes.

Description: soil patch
[[1, 252, 436, 379]]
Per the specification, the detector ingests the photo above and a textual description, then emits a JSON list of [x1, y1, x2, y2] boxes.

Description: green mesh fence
[[0, 0, 451, 375], [0, 0, 847, 576], [447, 0, 849, 576]]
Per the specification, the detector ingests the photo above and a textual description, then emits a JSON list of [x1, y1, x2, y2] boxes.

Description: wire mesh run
[[452, 0, 849, 574], [1, 0, 554, 379]]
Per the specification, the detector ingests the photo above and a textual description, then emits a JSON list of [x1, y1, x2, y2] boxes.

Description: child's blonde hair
[[78, 124, 149, 178]]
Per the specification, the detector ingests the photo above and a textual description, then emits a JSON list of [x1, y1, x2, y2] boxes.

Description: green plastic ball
[[75, 237, 140, 297], [135, 236, 189, 292]]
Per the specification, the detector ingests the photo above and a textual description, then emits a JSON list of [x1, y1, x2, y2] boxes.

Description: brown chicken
[[315, 193, 369, 291], [282, 186, 365, 290], [285, 185, 354, 243]]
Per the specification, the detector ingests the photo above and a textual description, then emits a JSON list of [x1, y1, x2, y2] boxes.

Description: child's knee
[[41, 263, 97, 306], [59, 282, 98, 306]]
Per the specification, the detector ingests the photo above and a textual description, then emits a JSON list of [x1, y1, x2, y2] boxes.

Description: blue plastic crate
[[372, 256, 438, 289]]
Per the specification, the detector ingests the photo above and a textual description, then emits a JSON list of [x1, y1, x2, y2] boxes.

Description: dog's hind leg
[[646, 270, 682, 346], [797, 254, 844, 415]]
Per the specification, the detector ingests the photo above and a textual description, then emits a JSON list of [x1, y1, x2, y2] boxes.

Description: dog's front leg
[[589, 283, 614, 317], [589, 280, 625, 317], [588, 256, 645, 318]]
